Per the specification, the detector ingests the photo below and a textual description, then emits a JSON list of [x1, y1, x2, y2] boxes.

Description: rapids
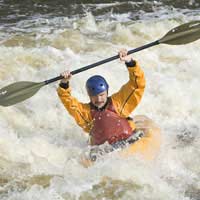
[[0, 1, 200, 199]]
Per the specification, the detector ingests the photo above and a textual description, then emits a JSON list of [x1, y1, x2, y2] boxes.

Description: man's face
[[89, 91, 108, 109]]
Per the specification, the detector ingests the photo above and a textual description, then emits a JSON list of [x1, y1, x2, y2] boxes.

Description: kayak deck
[[120, 115, 161, 160], [81, 115, 161, 167]]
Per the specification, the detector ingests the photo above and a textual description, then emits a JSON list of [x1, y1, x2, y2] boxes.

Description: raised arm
[[111, 49, 146, 117], [57, 71, 92, 133]]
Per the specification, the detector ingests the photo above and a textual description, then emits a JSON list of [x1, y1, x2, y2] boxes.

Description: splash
[[0, 8, 200, 200]]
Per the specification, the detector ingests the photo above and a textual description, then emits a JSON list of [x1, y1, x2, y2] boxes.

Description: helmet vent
[[86, 75, 109, 96]]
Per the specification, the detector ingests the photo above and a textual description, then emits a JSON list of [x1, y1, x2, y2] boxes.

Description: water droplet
[[0, 90, 7, 96], [124, 130, 128, 134]]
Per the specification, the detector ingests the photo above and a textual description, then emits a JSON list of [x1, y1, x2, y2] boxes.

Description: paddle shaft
[[0, 20, 199, 107], [44, 40, 160, 85]]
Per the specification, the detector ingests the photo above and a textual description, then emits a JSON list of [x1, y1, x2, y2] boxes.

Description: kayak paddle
[[0, 20, 200, 107]]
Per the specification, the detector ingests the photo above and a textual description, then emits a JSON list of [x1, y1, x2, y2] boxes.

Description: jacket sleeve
[[111, 61, 146, 118], [57, 86, 92, 133]]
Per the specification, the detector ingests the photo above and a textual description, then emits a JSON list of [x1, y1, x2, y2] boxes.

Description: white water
[[0, 12, 200, 200]]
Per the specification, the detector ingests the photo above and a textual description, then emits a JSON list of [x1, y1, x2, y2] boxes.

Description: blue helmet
[[86, 75, 109, 96]]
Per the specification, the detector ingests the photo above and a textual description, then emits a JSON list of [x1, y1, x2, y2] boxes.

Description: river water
[[0, 1, 200, 200]]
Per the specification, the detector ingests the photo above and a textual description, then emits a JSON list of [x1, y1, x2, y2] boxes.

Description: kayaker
[[57, 49, 146, 160]]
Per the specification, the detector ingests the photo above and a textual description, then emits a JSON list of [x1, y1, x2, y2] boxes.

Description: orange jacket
[[57, 61, 145, 134]]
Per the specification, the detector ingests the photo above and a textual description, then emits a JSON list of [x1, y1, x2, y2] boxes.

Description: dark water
[[0, 0, 199, 28], [0, 1, 200, 200]]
